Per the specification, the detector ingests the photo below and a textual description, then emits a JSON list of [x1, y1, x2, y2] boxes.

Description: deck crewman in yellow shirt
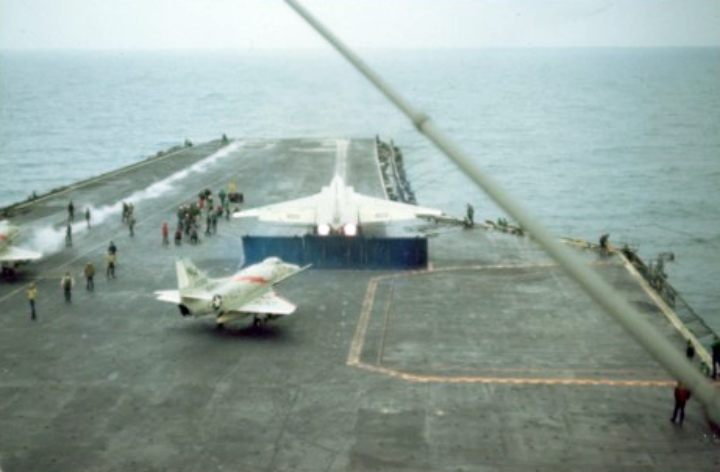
[[27, 282, 38, 321]]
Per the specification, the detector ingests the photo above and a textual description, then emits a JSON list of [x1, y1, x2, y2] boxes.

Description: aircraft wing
[[155, 289, 212, 303], [232, 290, 296, 316], [273, 264, 312, 286], [355, 194, 443, 224], [0, 245, 42, 263], [233, 194, 320, 225], [155, 290, 181, 304]]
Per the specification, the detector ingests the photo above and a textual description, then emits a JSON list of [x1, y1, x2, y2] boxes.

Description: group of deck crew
[[64, 200, 93, 247], [26, 183, 240, 319], [27, 240, 117, 319], [170, 187, 241, 246]]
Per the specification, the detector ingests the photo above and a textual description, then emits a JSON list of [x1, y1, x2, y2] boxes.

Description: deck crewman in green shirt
[[712, 337, 720, 379]]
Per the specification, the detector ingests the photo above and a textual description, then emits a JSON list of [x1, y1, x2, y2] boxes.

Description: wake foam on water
[[25, 141, 243, 256]]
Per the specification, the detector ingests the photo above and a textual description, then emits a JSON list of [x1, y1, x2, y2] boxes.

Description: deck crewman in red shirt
[[671, 381, 692, 425]]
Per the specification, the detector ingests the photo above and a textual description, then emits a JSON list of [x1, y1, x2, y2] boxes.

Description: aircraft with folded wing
[[155, 257, 309, 328], [234, 175, 443, 236], [0, 220, 42, 277]]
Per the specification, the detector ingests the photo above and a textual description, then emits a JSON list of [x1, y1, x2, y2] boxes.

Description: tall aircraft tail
[[176, 258, 211, 290]]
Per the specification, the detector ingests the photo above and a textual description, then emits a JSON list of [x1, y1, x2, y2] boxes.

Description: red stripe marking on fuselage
[[234, 275, 269, 284]]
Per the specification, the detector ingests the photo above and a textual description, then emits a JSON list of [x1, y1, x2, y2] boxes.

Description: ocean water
[[1, 49, 719, 329]]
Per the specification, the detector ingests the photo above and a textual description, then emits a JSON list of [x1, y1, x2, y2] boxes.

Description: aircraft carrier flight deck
[[0, 138, 717, 471]]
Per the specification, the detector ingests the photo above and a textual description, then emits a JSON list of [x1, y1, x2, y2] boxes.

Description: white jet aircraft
[[0, 220, 42, 277], [155, 257, 309, 328], [234, 175, 443, 236]]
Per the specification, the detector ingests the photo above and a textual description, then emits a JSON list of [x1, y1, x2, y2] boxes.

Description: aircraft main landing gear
[[252, 315, 268, 328]]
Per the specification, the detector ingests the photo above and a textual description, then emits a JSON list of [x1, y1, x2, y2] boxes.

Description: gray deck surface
[[0, 138, 717, 471]]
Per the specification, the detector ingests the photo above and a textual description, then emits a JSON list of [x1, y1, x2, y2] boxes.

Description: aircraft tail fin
[[176, 258, 210, 290]]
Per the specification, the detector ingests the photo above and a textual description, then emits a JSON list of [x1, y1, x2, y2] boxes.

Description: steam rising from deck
[[26, 141, 243, 255]]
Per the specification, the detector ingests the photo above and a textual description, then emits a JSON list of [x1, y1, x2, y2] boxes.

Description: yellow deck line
[[347, 277, 378, 366], [354, 362, 673, 387], [376, 282, 395, 365], [347, 265, 677, 387]]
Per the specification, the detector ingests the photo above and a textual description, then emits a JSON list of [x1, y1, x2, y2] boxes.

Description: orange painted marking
[[233, 275, 268, 284], [348, 266, 675, 388], [353, 363, 673, 387]]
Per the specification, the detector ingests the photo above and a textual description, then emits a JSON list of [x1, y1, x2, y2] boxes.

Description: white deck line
[[333, 139, 349, 180]]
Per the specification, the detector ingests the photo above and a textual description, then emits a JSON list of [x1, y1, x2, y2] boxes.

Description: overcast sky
[[1, 0, 719, 50]]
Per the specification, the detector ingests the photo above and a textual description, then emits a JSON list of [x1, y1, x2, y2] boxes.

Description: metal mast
[[284, 0, 720, 422]]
